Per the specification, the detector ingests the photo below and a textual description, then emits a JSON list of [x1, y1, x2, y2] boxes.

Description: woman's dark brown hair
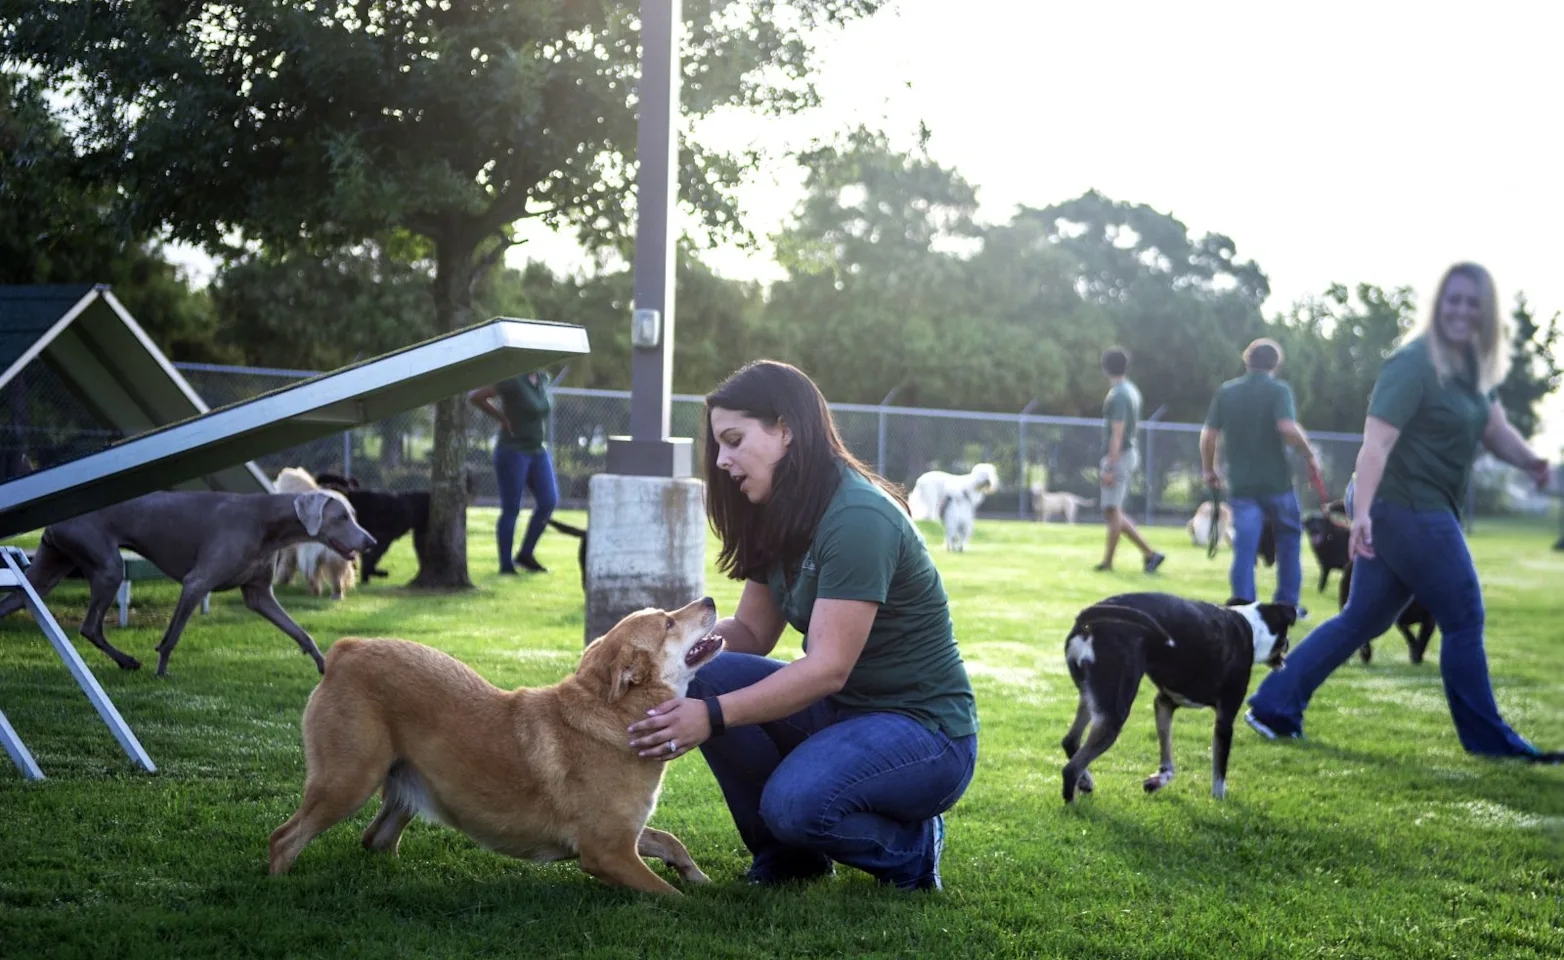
[[704, 360, 905, 581]]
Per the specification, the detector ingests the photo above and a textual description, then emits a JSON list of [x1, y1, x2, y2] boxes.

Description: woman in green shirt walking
[[627, 360, 979, 890], [1248, 263, 1558, 763], [468, 371, 558, 574]]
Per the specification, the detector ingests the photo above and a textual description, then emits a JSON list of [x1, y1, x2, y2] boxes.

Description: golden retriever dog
[[1187, 500, 1235, 549], [268, 597, 722, 895], [273, 467, 358, 599]]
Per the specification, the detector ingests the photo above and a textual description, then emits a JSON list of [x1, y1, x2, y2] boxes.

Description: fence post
[[876, 386, 899, 477], [548, 364, 568, 453], [1143, 405, 1166, 526], [1017, 398, 1039, 519]]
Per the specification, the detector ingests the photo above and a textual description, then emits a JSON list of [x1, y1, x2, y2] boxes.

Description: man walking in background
[[1200, 338, 1319, 604], [1096, 347, 1165, 573]]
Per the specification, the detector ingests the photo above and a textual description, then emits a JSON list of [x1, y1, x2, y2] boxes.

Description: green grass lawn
[[2, 510, 1561, 959]]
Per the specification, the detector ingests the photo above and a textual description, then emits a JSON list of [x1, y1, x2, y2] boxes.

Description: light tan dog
[[273, 467, 358, 599], [1032, 487, 1096, 523], [1187, 500, 1235, 549], [268, 597, 722, 895]]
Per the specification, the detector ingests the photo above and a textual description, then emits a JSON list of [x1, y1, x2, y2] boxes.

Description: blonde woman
[[1247, 263, 1558, 762]]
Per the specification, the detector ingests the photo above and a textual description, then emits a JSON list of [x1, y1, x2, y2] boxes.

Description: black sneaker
[[1526, 750, 1563, 765], [1143, 552, 1166, 574], [515, 553, 548, 573]]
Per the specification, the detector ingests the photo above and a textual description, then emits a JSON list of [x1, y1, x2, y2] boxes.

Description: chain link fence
[[0, 360, 1551, 526]]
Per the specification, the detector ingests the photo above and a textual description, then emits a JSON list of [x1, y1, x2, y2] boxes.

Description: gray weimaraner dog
[[0, 490, 375, 676]]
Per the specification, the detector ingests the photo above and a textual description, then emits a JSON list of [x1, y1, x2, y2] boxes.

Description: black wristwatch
[[704, 696, 726, 737]]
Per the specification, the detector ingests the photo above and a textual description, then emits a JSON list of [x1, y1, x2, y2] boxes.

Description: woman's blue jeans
[[687, 652, 978, 889], [493, 446, 557, 570], [1248, 499, 1537, 756]]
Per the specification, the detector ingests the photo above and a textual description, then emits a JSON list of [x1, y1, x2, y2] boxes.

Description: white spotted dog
[[1060, 593, 1298, 803], [937, 488, 976, 552]]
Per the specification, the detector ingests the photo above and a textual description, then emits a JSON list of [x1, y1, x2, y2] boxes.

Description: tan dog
[[1032, 487, 1095, 523], [273, 467, 358, 599], [1186, 500, 1235, 549], [269, 597, 722, 895]]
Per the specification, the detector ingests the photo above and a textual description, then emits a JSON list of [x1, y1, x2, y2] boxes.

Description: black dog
[[1060, 592, 1297, 802], [1257, 519, 1276, 568], [1304, 501, 1351, 593], [314, 472, 475, 582], [1339, 559, 1437, 664]]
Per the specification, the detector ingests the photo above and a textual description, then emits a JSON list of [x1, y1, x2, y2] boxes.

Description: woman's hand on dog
[[629, 698, 710, 761]]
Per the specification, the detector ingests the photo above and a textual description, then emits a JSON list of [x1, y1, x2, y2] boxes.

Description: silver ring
[[668, 739, 678, 753]]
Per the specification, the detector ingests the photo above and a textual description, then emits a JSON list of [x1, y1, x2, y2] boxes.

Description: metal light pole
[[585, 0, 705, 643], [606, 0, 690, 478]]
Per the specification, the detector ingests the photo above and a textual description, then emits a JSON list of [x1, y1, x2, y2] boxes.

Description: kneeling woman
[[629, 361, 979, 890]]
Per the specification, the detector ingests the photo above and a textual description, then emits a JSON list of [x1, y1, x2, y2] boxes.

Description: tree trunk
[[410, 235, 477, 590]]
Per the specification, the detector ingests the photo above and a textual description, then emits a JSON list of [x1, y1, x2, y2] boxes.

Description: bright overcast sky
[[512, 0, 1564, 449]]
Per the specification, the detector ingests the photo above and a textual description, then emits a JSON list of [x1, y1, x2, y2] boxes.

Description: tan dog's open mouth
[[685, 635, 725, 668]]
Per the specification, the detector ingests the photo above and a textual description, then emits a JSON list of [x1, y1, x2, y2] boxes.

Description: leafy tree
[[1020, 191, 1271, 420], [1496, 294, 1562, 440], [3, 0, 887, 587], [0, 72, 232, 362], [766, 127, 982, 406], [210, 239, 437, 372], [1268, 283, 1418, 431]]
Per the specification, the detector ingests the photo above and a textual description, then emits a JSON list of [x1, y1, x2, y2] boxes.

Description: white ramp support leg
[[0, 547, 156, 778], [0, 705, 43, 781]]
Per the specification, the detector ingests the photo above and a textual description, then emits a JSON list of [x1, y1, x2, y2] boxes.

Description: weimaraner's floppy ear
[[293, 491, 330, 537]]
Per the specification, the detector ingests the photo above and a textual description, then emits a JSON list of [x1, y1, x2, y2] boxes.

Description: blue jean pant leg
[[688, 652, 979, 887], [1229, 493, 1304, 606], [686, 652, 839, 880], [1249, 530, 1412, 735], [1268, 492, 1304, 606], [757, 713, 976, 889], [495, 447, 559, 567], [1229, 498, 1263, 604], [517, 448, 559, 559], [1372, 505, 1536, 756]]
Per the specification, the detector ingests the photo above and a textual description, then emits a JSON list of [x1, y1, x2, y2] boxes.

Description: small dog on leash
[[1060, 592, 1297, 802], [274, 467, 358, 600]]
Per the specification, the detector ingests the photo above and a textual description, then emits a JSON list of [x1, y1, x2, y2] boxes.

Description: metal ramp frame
[[0, 317, 589, 778]]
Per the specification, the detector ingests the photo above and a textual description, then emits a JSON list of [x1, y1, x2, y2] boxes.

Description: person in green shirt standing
[[1199, 338, 1321, 605], [468, 370, 558, 574], [1247, 263, 1559, 764], [1096, 347, 1165, 573], [626, 360, 979, 891]]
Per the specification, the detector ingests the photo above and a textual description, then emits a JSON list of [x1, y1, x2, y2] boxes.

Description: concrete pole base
[[585, 473, 707, 644]]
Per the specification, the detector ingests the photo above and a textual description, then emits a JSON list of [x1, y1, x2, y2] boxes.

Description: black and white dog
[[1060, 593, 1298, 803]]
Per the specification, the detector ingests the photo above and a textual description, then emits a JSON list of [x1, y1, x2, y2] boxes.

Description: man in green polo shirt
[[1199, 338, 1320, 604], [1096, 347, 1165, 574]]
